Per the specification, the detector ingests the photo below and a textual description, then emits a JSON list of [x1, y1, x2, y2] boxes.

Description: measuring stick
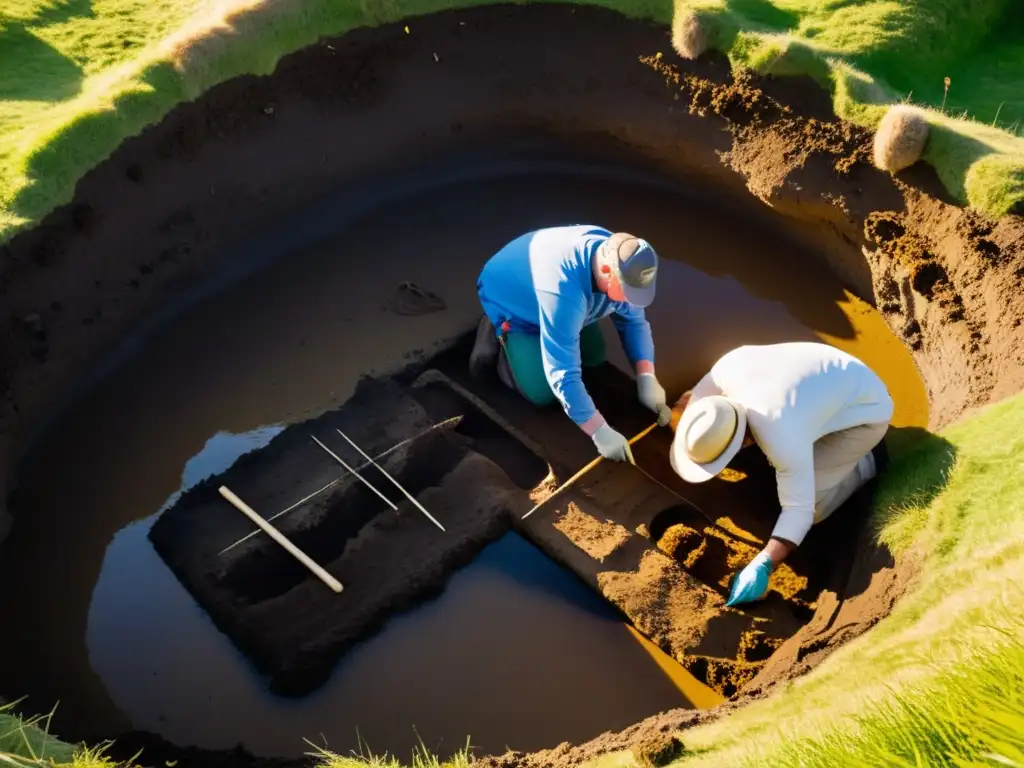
[[521, 422, 657, 520], [336, 427, 446, 532], [218, 486, 343, 593], [218, 417, 461, 555]]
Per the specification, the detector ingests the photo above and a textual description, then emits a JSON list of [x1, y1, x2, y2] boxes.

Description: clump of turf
[[873, 105, 930, 173], [671, 10, 709, 60]]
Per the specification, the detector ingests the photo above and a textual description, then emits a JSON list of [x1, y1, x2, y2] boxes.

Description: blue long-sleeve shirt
[[476, 225, 656, 426]]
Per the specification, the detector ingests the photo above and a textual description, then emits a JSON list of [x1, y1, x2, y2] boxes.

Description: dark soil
[[148, 373, 543, 696], [1, 3, 1023, 768]]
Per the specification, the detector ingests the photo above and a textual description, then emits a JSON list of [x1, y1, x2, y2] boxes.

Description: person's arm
[[536, 290, 601, 430], [609, 303, 655, 372], [768, 443, 817, 562], [725, 442, 812, 607]]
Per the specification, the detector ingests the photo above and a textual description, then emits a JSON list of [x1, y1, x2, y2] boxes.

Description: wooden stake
[[521, 422, 657, 520], [218, 485, 343, 593], [335, 427, 446, 532], [219, 417, 461, 555]]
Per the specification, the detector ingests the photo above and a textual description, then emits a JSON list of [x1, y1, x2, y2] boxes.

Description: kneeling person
[[470, 224, 671, 462], [669, 341, 894, 607]]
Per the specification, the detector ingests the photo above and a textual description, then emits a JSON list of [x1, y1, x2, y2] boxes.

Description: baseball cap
[[602, 232, 658, 307]]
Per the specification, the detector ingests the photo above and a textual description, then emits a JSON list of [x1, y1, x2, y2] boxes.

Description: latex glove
[[637, 373, 671, 427], [592, 423, 635, 463], [726, 551, 773, 607]]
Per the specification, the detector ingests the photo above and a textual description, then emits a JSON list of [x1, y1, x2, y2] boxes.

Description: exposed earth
[[1, 4, 1023, 768]]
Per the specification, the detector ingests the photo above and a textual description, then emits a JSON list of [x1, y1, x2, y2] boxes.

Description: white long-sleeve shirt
[[688, 342, 894, 546]]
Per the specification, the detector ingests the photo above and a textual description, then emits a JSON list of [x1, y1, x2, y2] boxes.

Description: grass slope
[[675, 0, 1024, 217], [0, 0, 669, 244], [2, 0, 1022, 242]]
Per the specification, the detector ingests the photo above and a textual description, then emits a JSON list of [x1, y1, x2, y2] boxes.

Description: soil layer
[[0, 4, 1022, 768]]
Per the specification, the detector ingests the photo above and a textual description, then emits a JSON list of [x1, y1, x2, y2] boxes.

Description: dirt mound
[[1, 4, 1023, 768]]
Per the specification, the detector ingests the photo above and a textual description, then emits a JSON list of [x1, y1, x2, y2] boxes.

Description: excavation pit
[[0, 4, 1021, 767]]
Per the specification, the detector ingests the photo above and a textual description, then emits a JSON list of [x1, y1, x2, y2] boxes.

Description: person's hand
[[592, 423, 635, 463], [725, 551, 773, 607], [638, 373, 671, 426]]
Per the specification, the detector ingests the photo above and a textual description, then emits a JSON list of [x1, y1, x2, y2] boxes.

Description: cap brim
[[622, 281, 656, 308], [670, 400, 747, 483]]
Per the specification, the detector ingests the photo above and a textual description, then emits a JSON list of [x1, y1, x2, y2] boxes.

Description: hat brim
[[670, 399, 748, 483], [621, 281, 656, 308]]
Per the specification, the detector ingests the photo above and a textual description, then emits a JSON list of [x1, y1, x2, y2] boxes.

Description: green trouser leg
[[501, 322, 607, 406]]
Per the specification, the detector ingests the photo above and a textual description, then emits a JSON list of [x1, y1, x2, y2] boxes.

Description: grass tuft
[[307, 733, 475, 768], [670, 10, 708, 60], [872, 104, 930, 173]]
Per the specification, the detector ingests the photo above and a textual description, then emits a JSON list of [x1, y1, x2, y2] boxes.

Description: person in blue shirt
[[469, 225, 671, 462]]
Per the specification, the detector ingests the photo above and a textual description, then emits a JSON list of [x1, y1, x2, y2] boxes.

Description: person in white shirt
[[668, 341, 894, 608]]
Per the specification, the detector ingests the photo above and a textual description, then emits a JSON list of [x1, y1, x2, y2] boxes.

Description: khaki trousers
[[813, 421, 889, 522]]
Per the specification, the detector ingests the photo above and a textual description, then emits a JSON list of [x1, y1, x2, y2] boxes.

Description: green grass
[[676, 0, 1024, 217], [309, 738, 475, 768], [0, 701, 118, 767]]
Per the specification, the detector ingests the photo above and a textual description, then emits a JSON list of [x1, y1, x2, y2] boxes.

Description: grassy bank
[[674, 0, 1024, 217], [0, 0, 672, 244], [2, 0, 1022, 244]]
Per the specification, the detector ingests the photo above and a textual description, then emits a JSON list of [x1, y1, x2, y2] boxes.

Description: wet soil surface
[[1, 4, 1023, 768], [148, 375, 540, 697]]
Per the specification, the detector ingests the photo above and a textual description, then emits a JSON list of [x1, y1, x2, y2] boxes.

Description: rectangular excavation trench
[[149, 359, 767, 712]]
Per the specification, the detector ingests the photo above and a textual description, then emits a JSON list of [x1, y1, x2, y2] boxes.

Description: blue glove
[[726, 551, 773, 607]]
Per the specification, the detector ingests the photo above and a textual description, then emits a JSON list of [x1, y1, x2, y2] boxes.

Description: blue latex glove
[[726, 551, 773, 607]]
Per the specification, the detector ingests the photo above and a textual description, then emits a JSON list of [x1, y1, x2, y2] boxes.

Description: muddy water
[[0, 148, 927, 757]]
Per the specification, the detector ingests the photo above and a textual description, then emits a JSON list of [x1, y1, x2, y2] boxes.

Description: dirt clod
[[631, 732, 686, 767]]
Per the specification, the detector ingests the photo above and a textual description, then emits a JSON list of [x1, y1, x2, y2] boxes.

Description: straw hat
[[670, 396, 747, 483]]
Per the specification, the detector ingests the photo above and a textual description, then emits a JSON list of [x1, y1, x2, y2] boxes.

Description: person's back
[[672, 340, 895, 607], [701, 342, 893, 454], [470, 224, 670, 462], [476, 224, 612, 334]]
